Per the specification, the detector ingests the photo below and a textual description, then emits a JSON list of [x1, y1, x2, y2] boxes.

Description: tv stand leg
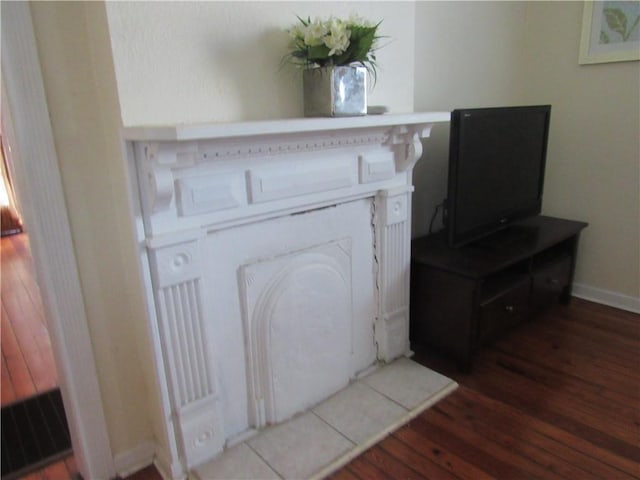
[[456, 354, 473, 373], [560, 286, 572, 305]]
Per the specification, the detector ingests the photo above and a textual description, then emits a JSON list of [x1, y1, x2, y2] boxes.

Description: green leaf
[[349, 26, 376, 60], [331, 25, 378, 66], [296, 15, 310, 27], [600, 30, 611, 44], [604, 8, 628, 38], [307, 44, 331, 61], [624, 14, 640, 41], [290, 50, 309, 59]]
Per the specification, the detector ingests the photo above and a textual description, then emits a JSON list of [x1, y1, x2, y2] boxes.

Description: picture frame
[[579, 1, 640, 64]]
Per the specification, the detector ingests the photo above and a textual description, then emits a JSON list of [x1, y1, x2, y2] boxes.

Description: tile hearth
[[194, 358, 457, 480]]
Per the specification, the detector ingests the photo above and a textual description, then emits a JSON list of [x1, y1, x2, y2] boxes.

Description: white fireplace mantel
[[122, 112, 449, 142], [123, 112, 449, 479]]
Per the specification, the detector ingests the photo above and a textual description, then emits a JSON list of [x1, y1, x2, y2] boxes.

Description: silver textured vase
[[303, 65, 367, 117]]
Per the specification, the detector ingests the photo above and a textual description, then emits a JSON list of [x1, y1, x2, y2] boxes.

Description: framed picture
[[579, 1, 640, 64]]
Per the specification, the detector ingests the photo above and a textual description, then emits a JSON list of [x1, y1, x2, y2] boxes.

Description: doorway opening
[[1, 136, 75, 478]]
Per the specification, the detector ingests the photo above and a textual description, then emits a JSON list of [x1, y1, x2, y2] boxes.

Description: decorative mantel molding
[[123, 112, 449, 478], [126, 113, 448, 237]]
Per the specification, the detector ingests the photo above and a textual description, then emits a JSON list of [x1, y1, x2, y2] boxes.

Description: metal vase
[[303, 65, 367, 117]]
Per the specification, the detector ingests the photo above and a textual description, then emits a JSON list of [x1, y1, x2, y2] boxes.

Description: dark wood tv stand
[[410, 215, 587, 371]]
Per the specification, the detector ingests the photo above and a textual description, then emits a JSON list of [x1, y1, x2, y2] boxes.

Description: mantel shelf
[[121, 111, 450, 142]]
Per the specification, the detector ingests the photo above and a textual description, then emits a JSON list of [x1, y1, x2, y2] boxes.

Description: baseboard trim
[[572, 283, 640, 314], [153, 446, 187, 480], [113, 441, 155, 479]]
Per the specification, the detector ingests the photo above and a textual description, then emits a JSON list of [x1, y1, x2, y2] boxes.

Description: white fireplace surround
[[123, 112, 449, 478]]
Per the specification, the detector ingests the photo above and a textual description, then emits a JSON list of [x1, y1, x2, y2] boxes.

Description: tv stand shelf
[[410, 215, 587, 371]]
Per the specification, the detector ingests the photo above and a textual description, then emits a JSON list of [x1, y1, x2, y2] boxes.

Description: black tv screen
[[446, 105, 551, 247]]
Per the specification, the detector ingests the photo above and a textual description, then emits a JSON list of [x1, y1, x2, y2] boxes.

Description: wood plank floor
[[4, 230, 638, 479], [330, 298, 640, 480], [1, 233, 58, 407]]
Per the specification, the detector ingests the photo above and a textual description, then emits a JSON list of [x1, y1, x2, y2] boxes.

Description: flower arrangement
[[284, 15, 382, 79]]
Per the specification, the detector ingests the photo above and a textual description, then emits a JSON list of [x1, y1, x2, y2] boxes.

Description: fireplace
[[123, 113, 448, 478]]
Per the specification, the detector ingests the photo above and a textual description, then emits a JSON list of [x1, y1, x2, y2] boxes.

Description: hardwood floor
[[1, 233, 71, 479], [4, 233, 638, 480], [1, 233, 58, 405], [330, 298, 640, 480]]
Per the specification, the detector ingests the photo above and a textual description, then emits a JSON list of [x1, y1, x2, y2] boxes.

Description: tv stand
[[471, 224, 538, 250], [410, 215, 587, 371]]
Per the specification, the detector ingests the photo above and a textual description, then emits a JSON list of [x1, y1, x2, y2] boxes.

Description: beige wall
[[29, 1, 155, 461], [28, 0, 422, 464], [413, 1, 639, 300], [522, 1, 639, 298], [25, 0, 638, 469], [412, 1, 530, 237], [105, 1, 417, 126]]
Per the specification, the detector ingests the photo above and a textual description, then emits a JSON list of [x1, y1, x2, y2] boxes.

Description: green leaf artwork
[[600, 1, 640, 44], [604, 8, 628, 37]]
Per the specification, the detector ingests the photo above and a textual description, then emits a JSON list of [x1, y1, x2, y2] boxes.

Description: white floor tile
[[247, 412, 353, 479], [192, 358, 457, 480], [312, 381, 407, 444], [193, 442, 280, 480], [362, 357, 454, 409]]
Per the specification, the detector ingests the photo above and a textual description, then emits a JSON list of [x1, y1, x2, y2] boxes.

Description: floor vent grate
[[1, 388, 72, 480]]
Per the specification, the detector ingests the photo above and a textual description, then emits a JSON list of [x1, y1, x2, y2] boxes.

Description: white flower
[[288, 24, 305, 42], [304, 19, 327, 47], [347, 14, 372, 28], [324, 17, 351, 56], [283, 14, 382, 72]]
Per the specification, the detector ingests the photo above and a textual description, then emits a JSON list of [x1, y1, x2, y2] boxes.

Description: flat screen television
[[446, 105, 551, 247]]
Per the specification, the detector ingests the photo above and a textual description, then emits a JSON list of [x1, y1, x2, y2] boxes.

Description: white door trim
[[1, 3, 115, 478]]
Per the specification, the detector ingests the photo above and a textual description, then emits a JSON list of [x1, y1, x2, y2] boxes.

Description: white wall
[[105, 1, 417, 126]]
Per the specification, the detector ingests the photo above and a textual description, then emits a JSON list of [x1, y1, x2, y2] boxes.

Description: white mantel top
[[122, 112, 450, 141]]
